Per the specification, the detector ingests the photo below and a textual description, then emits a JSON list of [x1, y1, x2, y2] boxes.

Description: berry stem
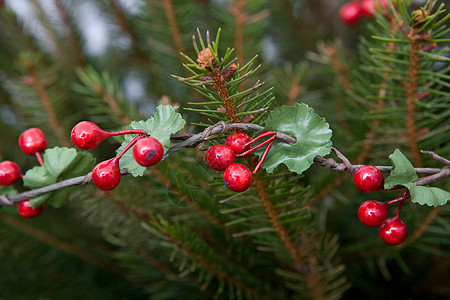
[[116, 135, 145, 159], [35, 152, 44, 166], [252, 138, 275, 174], [242, 131, 276, 149], [396, 200, 404, 218], [109, 129, 148, 136], [237, 134, 276, 158], [387, 190, 411, 206]]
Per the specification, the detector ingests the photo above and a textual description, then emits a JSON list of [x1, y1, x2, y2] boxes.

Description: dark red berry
[[379, 217, 407, 245], [353, 165, 384, 193], [92, 157, 121, 190], [340, 2, 361, 25], [19, 128, 47, 155], [358, 200, 388, 227], [133, 137, 164, 167], [71, 121, 112, 150], [223, 163, 252, 192], [0, 161, 22, 186], [205, 145, 236, 171], [225, 131, 251, 154], [17, 199, 44, 218]]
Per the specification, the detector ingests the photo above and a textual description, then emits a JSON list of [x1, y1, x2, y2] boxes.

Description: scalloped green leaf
[[409, 185, 449, 207], [384, 149, 418, 190], [44, 147, 78, 178], [118, 105, 186, 177], [23, 147, 95, 207], [259, 103, 332, 174], [23, 165, 56, 188]]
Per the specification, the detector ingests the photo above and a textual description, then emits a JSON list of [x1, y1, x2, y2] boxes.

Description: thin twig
[[421, 150, 450, 166], [1, 122, 448, 207]]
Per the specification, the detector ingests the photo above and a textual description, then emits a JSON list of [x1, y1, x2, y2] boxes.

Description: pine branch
[[403, 14, 424, 167], [53, 0, 87, 66], [161, 0, 185, 54], [355, 15, 400, 164], [0, 213, 125, 276], [108, 0, 147, 64], [253, 171, 303, 266], [23, 60, 71, 147]]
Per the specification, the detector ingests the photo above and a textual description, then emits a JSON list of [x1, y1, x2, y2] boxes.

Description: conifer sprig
[[174, 29, 273, 125]]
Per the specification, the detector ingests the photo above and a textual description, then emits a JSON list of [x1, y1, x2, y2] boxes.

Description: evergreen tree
[[0, 0, 449, 299]]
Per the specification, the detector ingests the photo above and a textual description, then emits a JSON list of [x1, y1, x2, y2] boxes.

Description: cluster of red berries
[[0, 128, 47, 218], [205, 130, 277, 192], [71, 121, 164, 190], [353, 165, 408, 245], [340, 0, 388, 25]]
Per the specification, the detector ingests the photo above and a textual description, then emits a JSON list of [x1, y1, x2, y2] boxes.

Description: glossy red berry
[[225, 131, 251, 154], [358, 200, 388, 227], [0, 161, 22, 186], [340, 2, 361, 25], [379, 217, 407, 245], [223, 163, 252, 192], [353, 165, 384, 193], [92, 157, 121, 190], [17, 199, 44, 218], [19, 128, 47, 155], [133, 137, 164, 167], [205, 145, 236, 171], [71, 121, 112, 150]]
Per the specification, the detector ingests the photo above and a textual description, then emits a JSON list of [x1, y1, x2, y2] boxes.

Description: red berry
[[360, 0, 376, 17], [0, 161, 22, 186], [92, 157, 121, 190], [133, 137, 164, 167], [19, 128, 47, 155], [205, 145, 236, 171], [379, 217, 407, 245], [340, 2, 361, 25], [71, 121, 112, 150], [223, 163, 252, 192], [17, 199, 44, 218], [358, 200, 388, 227], [353, 165, 384, 193], [225, 131, 251, 154], [361, 0, 389, 17]]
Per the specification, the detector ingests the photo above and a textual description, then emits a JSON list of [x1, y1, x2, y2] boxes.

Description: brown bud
[[241, 115, 255, 123], [197, 48, 217, 69], [421, 42, 437, 52], [200, 76, 212, 81], [411, 9, 429, 28], [223, 63, 238, 80]]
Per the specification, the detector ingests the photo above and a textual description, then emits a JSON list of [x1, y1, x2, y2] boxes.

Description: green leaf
[[118, 105, 186, 177], [409, 185, 450, 207], [23, 147, 95, 207], [44, 147, 78, 178], [23, 165, 57, 188], [61, 151, 96, 179], [146, 105, 186, 149], [384, 149, 419, 189], [0, 185, 17, 196], [29, 194, 51, 207], [260, 103, 332, 174]]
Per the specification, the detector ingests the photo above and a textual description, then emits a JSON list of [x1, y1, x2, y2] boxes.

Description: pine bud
[[197, 48, 217, 69]]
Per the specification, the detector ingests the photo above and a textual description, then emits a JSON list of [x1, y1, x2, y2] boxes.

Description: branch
[[1, 123, 448, 207]]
